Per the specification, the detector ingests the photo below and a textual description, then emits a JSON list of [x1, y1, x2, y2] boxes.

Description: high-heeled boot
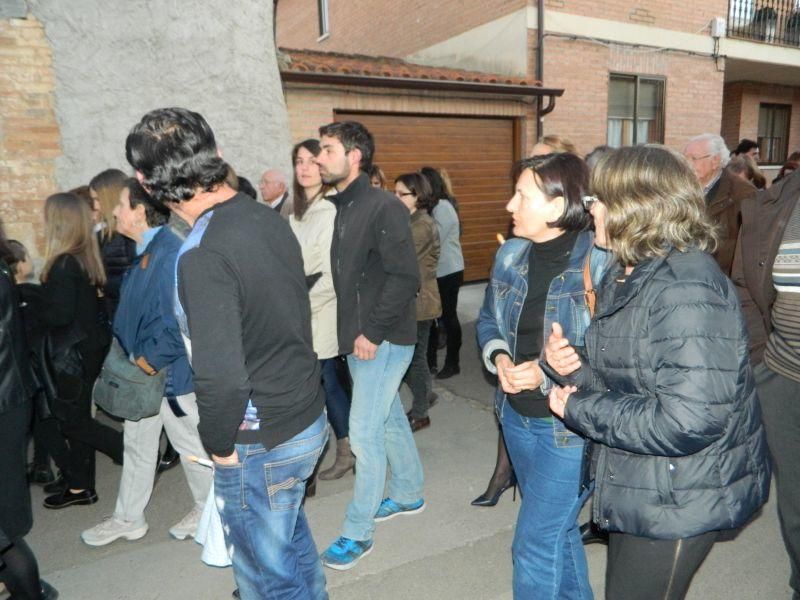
[[471, 470, 517, 507], [318, 437, 355, 481]]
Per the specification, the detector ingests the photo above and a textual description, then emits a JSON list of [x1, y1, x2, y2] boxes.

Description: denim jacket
[[114, 226, 193, 397], [477, 230, 610, 430]]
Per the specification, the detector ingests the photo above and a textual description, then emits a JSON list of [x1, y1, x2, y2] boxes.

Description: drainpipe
[[536, 0, 545, 141]]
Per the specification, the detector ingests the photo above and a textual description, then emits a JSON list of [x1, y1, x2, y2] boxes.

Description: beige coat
[[410, 210, 442, 321], [289, 197, 339, 359]]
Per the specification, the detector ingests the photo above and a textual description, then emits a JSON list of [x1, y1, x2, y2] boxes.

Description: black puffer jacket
[[565, 248, 770, 539]]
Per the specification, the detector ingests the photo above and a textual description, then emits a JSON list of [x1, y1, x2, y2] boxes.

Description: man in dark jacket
[[126, 107, 327, 600], [315, 121, 424, 571], [684, 133, 756, 275], [732, 169, 800, 598]]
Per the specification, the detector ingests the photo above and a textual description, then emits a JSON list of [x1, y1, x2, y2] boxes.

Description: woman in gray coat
[[546, 145, 770, 600]]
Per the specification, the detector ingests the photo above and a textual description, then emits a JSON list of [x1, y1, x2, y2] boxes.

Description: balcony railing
[[728, 0, 800, 46]]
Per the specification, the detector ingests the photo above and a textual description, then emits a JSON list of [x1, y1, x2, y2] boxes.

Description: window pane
[[758, 104, 791, 164], [609, 77, 635, 119]]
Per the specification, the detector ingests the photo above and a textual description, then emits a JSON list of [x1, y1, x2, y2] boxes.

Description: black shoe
[[157, 446, 180, 473], [436, 365, 460, 380], [41, 579, 60, 600], [43, 476, 66, 495], [471, 472, 517, 507], [29, 464, 56, 485], [232, 589, 240, 599], [43, 489, 98, 509], [580, 521, 609, 545]]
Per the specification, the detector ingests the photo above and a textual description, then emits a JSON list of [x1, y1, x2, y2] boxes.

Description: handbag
[[93, 337, 165, 421]]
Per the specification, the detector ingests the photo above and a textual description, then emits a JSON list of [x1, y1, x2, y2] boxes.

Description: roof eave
[[280, 70, 564, 100]]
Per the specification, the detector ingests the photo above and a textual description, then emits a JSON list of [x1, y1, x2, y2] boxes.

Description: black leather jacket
[[0, 261, 35, 414]]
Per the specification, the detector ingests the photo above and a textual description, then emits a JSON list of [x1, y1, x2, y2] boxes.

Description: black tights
[[0, 539, 41, 600]]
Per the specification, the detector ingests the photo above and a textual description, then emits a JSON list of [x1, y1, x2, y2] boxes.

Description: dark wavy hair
[[125, 107, 229, 204], [513, 153, 592, 232], [318, 121, 374, 171], [395, 172, 436, 214], [292, 138, 333, 220], [420, 166, 458, 212], [123, 178, 169, 227]]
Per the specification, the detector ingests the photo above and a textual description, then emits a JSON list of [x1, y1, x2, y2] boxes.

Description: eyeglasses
[[582, 195, 599, 210]]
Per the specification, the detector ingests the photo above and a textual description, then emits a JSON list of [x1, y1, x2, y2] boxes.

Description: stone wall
[[28, 0, 291, 191]]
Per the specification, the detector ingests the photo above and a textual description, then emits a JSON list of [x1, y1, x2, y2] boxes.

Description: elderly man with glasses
[[683, 133, 756, 275]]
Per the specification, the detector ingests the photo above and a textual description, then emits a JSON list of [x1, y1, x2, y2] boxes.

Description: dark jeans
[[405, 320, 433, 419], [52, 370, 123, 490], [320, 357, 351, 440], [606, 530, 717, 599], [755, 362, 800, 597], [427, 270, 463, 369]]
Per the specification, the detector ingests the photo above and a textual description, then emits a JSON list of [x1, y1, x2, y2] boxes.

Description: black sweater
[[177, 194, 325, 457], [511, 231, 577, 417], [330, 173, 420, 354]]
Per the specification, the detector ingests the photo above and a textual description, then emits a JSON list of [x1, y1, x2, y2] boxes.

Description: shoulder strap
[[583, 253, 596, 317]]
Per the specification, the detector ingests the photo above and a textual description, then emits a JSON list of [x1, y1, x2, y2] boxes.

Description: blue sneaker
[[320, 536, 374, 571], [374, 497, 426, 522]]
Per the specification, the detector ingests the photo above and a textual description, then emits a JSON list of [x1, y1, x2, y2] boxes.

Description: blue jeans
[[501, 402, 592, 600], [320, 357, 351, 440], [343, 342, 423, 541], [214, 412, 329, 600]]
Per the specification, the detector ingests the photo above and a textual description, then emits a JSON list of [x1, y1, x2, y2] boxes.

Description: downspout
[[536, 0, 545, 142]]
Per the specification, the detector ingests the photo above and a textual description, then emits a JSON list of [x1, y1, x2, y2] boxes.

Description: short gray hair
[[685, 133, 730, 167]]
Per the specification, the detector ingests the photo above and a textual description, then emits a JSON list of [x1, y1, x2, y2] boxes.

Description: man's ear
[[349, 148, 363, 172]]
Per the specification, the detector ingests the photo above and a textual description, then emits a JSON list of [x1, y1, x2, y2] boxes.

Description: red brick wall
[[277, 0, 525, 56], [545, 0, 728, 35], [532, 36, 724, 156], [726, 82, 800, 164], [0, 15, 60, 259]]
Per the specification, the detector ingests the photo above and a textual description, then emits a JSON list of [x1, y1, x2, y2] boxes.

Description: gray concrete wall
[[28, 0, 291, 190]]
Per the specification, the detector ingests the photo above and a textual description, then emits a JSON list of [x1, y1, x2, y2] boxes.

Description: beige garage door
[[335, 112, 519, 282]]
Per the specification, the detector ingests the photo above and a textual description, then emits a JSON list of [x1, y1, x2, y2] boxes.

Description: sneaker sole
[[82, 526, 149, 547], [322, 543, 373, 571], [374, 502, 426, 523], [169, 530, 196, 541]]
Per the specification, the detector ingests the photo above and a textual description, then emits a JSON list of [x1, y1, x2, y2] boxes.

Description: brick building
[[278, 1, 800, 278]]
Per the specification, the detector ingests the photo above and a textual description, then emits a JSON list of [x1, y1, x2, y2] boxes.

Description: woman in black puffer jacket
[[546, 145, 770, 600]]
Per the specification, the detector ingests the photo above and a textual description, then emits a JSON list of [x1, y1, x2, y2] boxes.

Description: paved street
[[9, 283, 792, 600]]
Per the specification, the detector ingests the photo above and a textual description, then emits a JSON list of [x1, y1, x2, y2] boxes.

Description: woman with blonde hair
[[89, 168, 137, 319], [545, 145, 770, 599], [39, 192, 123, 510], [532, 134, 578, 157]]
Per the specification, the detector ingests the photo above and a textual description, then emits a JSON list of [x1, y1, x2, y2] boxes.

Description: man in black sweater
[[125, 107, 327, 600], [315, 121, 424, 571]]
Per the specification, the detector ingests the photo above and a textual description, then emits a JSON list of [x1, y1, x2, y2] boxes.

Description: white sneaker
[[169, 506, 203, 540], [81, 516, 148, 547]]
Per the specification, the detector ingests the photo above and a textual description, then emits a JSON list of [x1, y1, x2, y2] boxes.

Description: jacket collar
[[595, 249, 671, 319], [330, 172, 370, 208]]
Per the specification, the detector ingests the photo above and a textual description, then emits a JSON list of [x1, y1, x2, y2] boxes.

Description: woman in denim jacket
[[476, 153, 608, 599]]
